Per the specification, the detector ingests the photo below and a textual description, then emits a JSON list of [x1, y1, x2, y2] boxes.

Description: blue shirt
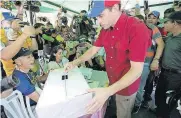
[[12, 69, 37, 105]]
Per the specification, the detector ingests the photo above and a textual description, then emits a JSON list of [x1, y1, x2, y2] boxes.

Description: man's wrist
[[21, 33, 29, 38], [107, 86, 115, 96], [153, 57, 160, 60]]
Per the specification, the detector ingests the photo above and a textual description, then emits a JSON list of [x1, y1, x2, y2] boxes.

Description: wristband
[[153, 58, 159, 60]]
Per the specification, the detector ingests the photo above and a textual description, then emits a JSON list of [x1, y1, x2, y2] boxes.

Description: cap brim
[[88, 7, 104, 18], [23, 51, 32, 56], [12, 50, 32, 61]]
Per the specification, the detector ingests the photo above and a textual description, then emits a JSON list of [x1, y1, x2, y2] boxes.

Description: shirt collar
[[170, 33, 181, 38], [113, 13, 128, 30]]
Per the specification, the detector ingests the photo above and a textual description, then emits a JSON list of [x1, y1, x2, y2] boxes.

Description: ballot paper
[[36, 68, 92, 118]]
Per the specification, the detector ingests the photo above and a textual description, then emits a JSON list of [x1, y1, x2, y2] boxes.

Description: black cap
[[168, 11, 181, 21], [12, 48, 32, 61]]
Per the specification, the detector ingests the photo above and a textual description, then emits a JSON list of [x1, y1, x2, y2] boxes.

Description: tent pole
[[43, 1, 79, 14]]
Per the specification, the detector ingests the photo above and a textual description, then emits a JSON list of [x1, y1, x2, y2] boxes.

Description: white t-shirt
[[47, 57, 69, 71]]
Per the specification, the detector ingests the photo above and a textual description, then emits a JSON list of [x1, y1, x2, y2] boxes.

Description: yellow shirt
[[0, 29, 8, 44], [18, 32, 32, 49], [1, 31, 32, 76]]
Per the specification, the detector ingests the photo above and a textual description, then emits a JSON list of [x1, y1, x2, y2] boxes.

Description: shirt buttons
[[110, 67, 112, 69], [112, 36, 115, 38], [111, 57, 113, 59], [111, 47, 113, 49], [117, 28, 119, 30]]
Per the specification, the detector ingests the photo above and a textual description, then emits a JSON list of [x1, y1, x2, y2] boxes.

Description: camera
[[14, 1, 22, 7], [61, 16, 68, 25], [43, 28, 56, 36], [19, 22, 30, 27], [82, 16, 89, 22], [23, 1, 40, 12]]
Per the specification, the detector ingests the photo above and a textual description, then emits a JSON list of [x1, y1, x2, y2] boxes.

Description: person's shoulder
[[13, 70, 24, 77], [62, 57, 69, 62], [146, 23, 156, 29], [12, 70, 28, 86], [127, 16, 147, 29]]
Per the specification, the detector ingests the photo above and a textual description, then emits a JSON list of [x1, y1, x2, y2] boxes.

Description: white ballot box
[[36, 68, 92, 118]]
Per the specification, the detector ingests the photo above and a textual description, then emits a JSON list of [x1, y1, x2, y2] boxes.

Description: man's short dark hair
[[81, 10, 87, 14], [164, 8, 175, 15], [34, 23, 44, 29], [46, 22, 52, 26], [168, 11, 181, 24]]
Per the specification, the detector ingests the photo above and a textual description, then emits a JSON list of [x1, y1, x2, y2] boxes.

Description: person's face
[[17, 54, 35, 69], [60, 44, 65, 49], [11, 19, 21, 31], [164, 20, 174, 32], [80, 12, 86, 17], [46, 25, 53, 30], [36, 26, 43, 34], [130, 8, 135, 16], [55, 49, 63, 62], [147, 15, 158, 25], [62, 27, 68, 35], [97, 9, 115, 29]]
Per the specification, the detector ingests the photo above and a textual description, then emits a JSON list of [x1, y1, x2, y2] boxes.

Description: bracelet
[[153, 58, 159, 60]]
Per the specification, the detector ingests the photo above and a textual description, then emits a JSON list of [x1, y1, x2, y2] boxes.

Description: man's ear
[[112, 4, 120, 11], [15, 58, 22, 66]]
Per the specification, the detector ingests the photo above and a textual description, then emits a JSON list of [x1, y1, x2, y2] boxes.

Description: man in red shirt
[[65, 0, 151, 117]]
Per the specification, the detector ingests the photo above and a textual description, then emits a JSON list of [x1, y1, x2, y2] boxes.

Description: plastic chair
[[0, 90, 36, 118]]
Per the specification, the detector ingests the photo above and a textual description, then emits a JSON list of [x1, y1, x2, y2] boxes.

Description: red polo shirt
[[94, 13, 151, 96]]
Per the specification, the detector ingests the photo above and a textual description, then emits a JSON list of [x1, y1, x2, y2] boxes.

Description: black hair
[[60, 25, 68, 32], [46, 22, 53, 26], [34, 23, 44, 29], [59, 42, 66, 49], [80, 10, 87, 14], [168, 11, 181, 24], [49, 46, 64, 61], [164, 8, 175, 15]]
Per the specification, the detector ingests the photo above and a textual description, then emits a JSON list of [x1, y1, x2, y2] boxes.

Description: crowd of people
[[1, 0, 181, 118]]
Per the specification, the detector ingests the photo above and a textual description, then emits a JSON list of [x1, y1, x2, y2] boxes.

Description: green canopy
[[39, 6, 57, 13]]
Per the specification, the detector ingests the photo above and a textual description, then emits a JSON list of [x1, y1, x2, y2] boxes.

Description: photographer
[[173, 1, 181, 11], [42, 24, 64, 48], [72, 10, 94, 37]]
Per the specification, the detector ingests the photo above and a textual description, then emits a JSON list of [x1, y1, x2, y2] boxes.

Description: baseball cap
[[148, 11, 160, 18], [12, 48, 32, 61], [88, 0, 121, 17], [168, 11, 181, 21], [1, 12, 16, 21]]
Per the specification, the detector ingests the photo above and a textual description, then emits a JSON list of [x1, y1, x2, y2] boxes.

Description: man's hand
[[86, 88, 111, 114], [144, 8, 150, 15], [22, 26, 36, 36], [64, 61, 76, 72], [150, 60, 159, 70]]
